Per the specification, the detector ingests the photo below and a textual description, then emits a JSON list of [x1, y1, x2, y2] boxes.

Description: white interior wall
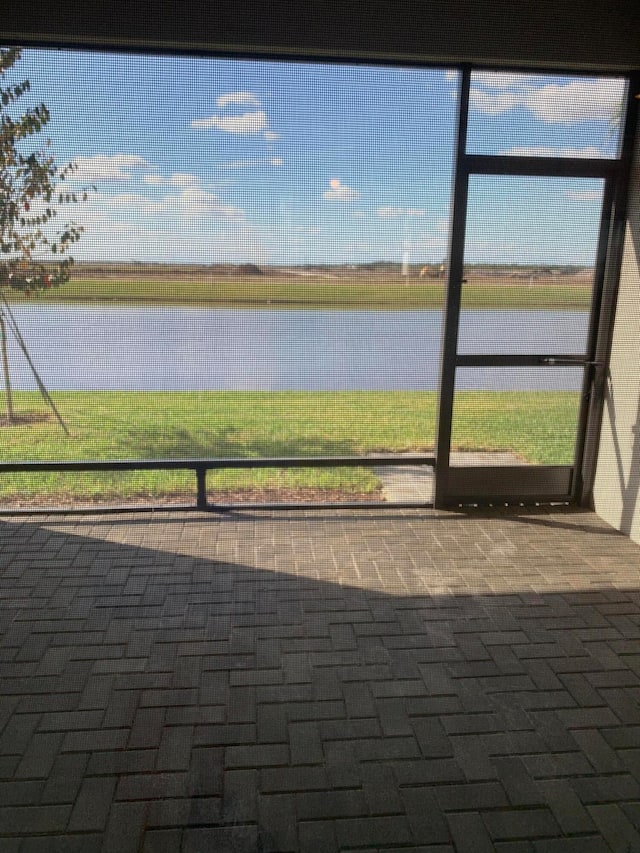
[[593, 125, 640, 539]]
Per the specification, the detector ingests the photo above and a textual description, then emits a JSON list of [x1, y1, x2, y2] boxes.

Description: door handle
[[538, 357, 602, 367]]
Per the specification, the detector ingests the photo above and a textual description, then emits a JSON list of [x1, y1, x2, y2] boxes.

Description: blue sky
[[13, 49, 626, 265]]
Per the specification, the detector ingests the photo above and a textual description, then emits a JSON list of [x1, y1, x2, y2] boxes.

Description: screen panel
[[451, 367, 584, 468], [458, 175, 604, 356], [0, 50, 457, 508], [466, 71, 626, 159]]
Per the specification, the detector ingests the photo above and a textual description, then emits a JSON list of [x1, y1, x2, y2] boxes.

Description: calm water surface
[[6, 305, 589, 391]]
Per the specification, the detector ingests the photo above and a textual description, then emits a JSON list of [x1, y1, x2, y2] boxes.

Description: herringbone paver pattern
[[2, 506, 640, 851]]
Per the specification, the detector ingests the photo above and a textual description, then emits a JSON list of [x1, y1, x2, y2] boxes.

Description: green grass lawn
[[0, 390, 579, 503], [9, 276, 592, 310]]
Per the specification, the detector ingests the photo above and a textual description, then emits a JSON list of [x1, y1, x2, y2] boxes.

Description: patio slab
[[2, 504, 640, 850], [374, 451, 526, 503]]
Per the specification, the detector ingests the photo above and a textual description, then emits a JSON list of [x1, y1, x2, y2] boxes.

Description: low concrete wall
[[593, 128, 640, 541]]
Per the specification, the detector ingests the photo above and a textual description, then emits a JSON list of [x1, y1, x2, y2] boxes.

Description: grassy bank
[[0, 391, 579, 503], [9, 276, 593, 309]]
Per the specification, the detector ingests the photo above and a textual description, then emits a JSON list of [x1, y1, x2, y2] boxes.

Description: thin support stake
[[0, 292, 69, 435], [0, 312, 14, 423]]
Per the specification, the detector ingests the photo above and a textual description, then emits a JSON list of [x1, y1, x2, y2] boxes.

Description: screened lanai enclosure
[[0, 50, 635, 512]]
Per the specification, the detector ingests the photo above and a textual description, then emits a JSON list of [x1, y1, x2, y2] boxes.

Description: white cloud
[[191, 110, 268, 134], [142, 173, 165, 185], [142, 172, 207, 187], [469, 88, 521, 115], [174, 186, 244, 217], [220, 159, 258, 169], [94, 192, 160, 213], [322, 178, 360, 202], [75, 220, 272, 264], [216, 91, 261, 108], [444, 70, 457, 83], [565, 190, 602, 202], [221, 156, 284, 169], [193, 93, 280, 141], [526, 79, 625, 123], [471, 72, 536, 90], [377, 206, 425, 217], [94, 187, 244, 219], [69, 164, 270, 264], [498, 145, 607, 158], [71, 154, 151, 181], [468, 76, 625, 123], [169, 172, 200, 187]]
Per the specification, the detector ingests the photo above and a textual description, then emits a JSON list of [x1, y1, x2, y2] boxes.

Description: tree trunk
[[0, 312, 14, 423]]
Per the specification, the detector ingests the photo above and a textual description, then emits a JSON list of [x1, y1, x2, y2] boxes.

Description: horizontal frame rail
[[463, 154, 618, 178], [0, 454, 436, 516], [0, 454, 435, 473], [455, 354, 590, 367]]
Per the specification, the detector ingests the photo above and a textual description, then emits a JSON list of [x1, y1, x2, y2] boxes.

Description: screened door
[[434, 68, 626, 506]]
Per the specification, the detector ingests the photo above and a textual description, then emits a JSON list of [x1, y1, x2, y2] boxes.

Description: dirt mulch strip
[[0, 486, 384, 511], [0, 413, 53, 427]]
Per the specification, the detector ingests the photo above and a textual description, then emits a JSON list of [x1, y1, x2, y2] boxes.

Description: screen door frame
[[434, 66, 638, 508]]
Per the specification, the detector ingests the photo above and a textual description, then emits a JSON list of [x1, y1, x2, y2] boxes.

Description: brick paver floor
[[3, 505, 640, 851]]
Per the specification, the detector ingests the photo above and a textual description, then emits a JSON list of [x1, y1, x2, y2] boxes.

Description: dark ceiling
[[1, 0, 639, 71]]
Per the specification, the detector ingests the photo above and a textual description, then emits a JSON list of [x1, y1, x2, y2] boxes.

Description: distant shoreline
[[66, 261, 595, 278]]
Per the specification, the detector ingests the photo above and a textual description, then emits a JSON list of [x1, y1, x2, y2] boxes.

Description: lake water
[[4, 305, 589, 391]]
